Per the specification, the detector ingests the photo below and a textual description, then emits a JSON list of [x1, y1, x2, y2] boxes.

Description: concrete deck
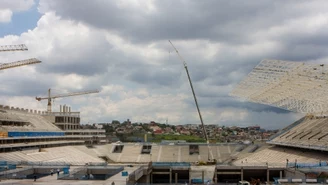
[[0, 166, 139, 185]]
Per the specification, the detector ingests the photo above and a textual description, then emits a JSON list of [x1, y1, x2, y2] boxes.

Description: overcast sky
[[2, 0, 327, 129]]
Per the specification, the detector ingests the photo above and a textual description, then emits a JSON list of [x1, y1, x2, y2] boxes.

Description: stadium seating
[[269, 116, 328, 150], [117, 144, 141, 163], [0, 108, 61, 133], [233, 146, 328, 166], [150, 144, 161, 162], [157, 145, 177, 162], [0, 146, 104, 165]]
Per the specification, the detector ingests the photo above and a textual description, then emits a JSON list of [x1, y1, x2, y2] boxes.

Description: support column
[[189, 171, 191, 184], [241, 167, 244, 181], [214, 172, 217, 183], [170, 168, 172, 184], [267, 169, 270, 183], [151, 173, 153, 184], [202, 171, 204, 183], [146, 173, 150, 183], [280, 171, 282, 179]]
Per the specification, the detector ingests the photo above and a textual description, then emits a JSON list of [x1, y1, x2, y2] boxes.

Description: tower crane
[[0, 58, 41, 70], [35, 88, 100, 113], [0, 44, 28, 52], [0, 44, 41, 70]]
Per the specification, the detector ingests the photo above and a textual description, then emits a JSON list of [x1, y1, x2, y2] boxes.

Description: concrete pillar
[[146, 174, 150, 183], [214, 172, 218, 183], [241, 167, 244, 181], [175, 173, 178, 184], [267, 169, 270, 183], [60, 105, 62, 112], [280, 171, 282, 179], [151, 173, 153, 184], [170, 168, 172, 184], [202, 171, 204, 183]]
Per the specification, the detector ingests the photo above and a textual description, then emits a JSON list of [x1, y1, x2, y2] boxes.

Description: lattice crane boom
[[0, 58, 41, 70], [168, 40, 209, 144], [0, 44, 28, 52], [35, 88, 100, 112]]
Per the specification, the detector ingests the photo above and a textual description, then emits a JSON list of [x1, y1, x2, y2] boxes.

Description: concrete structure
[[43, 105, 81, 130]]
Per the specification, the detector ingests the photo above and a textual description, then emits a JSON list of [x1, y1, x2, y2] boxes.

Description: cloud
[[2, 1, 328, 129], [0, 0, 35, 23], [0, 9, 12, 23]]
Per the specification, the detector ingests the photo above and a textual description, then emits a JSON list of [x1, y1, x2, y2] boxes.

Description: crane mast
[[169, 40, 209, 143], [36, 88, 100, 113]]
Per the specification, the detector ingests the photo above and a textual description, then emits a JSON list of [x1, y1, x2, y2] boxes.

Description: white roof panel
[[230, 59, 328, 114]]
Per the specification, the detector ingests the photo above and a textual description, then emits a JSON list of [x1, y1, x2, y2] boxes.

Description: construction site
[[1, 44, 328, 185]]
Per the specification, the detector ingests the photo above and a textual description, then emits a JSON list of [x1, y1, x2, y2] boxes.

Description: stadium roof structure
[[230, 59, 328, 115]]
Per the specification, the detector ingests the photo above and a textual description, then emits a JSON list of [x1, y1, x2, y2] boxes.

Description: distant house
[[94, 124, 103, 129], [133, 126, 143, 131], [154, 130, 163, 134], [150, 125, 161, 131], [248, 126, 261, 131], [176, 125, 183, 132], [165, 127, 172, 133], [116, 127, 125, 134], [180, 129, 191, 135]]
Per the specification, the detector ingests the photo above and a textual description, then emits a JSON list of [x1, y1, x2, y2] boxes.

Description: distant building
[[154, 130, 163, 134], [248, 126, 261, 131], [180, 129, 191, 135], [150, 125, 161, 131]]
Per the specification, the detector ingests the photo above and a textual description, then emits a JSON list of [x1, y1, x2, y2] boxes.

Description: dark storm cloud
[[34, 0, 328, 127], [127, 66, 182, 87], [39, 0, 328, 83], [214, 98, 291, 114], [39, 0, 309, 44], [36, 35, 113, 76], [183, 95, 290, 114], [0, 76, 54, 97], [41, 0, 328, 45]]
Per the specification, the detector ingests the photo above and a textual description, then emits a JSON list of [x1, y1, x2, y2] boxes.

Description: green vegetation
[[149, 134, 206, 143], [113, 133, 206, 143]]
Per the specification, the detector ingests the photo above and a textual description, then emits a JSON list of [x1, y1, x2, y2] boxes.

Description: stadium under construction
[[1, 45, 328, 184]]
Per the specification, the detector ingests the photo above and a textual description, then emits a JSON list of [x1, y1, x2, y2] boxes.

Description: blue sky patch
[[0, 1, 40, 37]]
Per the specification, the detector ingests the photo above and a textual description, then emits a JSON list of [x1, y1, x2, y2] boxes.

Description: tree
[[111, 120, 120, 125]]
